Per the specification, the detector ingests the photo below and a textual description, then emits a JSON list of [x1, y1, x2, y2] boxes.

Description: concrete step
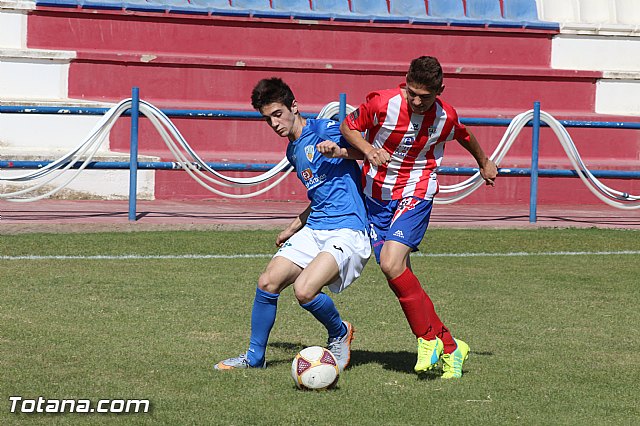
[[552, 33, 640, 72], [0, 97, 159, 201], [1, 168, 156, 200], [597, 73, 640, 116], [0, 48, 75, 99], [0, 98, 116, 151], [1, 149, 158, 200], [550, 33, 640, 116]]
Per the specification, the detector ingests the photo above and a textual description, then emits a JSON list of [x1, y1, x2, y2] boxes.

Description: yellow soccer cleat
[[414, 336, 444, 373], [441, 339, 470, 379]]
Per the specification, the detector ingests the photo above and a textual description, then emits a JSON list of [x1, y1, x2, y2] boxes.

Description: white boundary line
[[1, 251, 639, 260]]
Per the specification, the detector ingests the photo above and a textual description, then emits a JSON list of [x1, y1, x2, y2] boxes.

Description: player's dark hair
[[251, 78, 295, 111], [406, 56, 443, 91]]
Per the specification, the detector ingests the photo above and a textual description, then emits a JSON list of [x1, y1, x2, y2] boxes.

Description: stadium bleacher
[[466, 0, 502, 20], [33, 0, 556, 29], [4, 0, 639, 204], [615, 0, 640, 25], [271, 0, 329, 19]]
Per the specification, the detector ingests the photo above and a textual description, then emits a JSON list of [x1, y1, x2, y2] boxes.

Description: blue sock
[[300, 293, 346, 339], [247, 287, 279, 367]]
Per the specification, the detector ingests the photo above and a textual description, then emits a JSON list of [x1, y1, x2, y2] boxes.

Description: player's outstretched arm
[[457, 130, 498, 186], [276, 203, 312, 247], [317, 141, 364, 160], [339, 121, 390, 166]]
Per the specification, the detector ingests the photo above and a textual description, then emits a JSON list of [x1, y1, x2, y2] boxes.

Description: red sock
[[388, 268, 456, 353]]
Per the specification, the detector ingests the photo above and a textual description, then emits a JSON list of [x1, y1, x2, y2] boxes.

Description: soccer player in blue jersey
[[214, 78, 370, 372]]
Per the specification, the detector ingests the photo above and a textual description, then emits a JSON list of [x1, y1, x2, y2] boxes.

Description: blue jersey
[[286, 118, 367, 232]]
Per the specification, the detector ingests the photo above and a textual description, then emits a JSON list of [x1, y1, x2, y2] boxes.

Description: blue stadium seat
[[502, 0, 536, 20], [80, 0, 123, 9], [312, 0, 368, 21], [389, 0, 425, 16], [36, 0, 79, 7], [428, 0, 464, 18], [272, 0, 331, 19], [165, 0, 207, 14], [428, 0, 485, 26], [312, 0, 349, 13], [350, 0, 386, 15], [166, 0, 251, 15], [388, 0, 443, 24], [122, 0, 166, 12], [503, 0, 559, 29], [465, 0, 524, 28], [232, 0, 291, 17], [351, 0, 409, 22], [272, 0, 308, 12], [233, 0, 269, 9], [465, 0, 501, 20], [388, 0, 444, 24]]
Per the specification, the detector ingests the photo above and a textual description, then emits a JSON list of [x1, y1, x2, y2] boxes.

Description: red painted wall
[[27, 9, 640, 203]]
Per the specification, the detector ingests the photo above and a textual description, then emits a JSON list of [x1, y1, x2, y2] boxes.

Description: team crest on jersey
[[391, 197, 421, 224], [301, 168, 313, 180], [305, 145, 315, 161]]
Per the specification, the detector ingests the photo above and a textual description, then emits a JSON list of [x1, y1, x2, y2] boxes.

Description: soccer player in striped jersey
[[325, 56, 498, 378], [214, 78, 370, 372]]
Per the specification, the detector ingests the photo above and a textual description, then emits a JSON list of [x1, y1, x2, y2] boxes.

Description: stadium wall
[[1, 0, 639, 204]]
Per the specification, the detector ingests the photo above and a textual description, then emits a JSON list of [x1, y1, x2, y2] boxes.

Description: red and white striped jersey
[[346, 84, 470, 200]]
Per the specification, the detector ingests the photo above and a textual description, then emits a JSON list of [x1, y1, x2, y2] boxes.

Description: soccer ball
[[291, 346, 339, 390]]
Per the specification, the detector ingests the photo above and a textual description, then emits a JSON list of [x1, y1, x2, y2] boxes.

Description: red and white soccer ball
[[291, 346, 339, 390]]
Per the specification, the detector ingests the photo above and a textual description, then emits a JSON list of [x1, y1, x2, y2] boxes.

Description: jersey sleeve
[[316, 120, 341, 141], [447, 105, 470, 143], [310, 120, 350, 164], [345, 91, 381, 132]]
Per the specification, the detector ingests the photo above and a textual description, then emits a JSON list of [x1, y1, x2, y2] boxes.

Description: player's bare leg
[[294, 252, 354, 372]]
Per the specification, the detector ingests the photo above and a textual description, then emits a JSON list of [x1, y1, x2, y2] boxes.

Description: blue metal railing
[[3, 161, 637, 179], [529, 102, 541, 223], [128, 87, 140, 221], [1, 87, 639, 222], [3, 105, 640, 129]]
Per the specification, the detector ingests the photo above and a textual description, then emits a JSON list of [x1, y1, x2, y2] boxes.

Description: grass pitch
[[1, 229, 639, 425]]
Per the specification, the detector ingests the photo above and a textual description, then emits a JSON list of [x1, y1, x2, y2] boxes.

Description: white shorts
[[274, 226, 371, 293]]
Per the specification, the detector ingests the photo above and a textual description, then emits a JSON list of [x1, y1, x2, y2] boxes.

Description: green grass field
[[1, 229, 639, 425]]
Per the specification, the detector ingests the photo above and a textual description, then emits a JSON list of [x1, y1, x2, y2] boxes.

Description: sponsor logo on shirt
[[301, 168, 326, 189], [403, 136, 415, 145], [396, 136, 416, 158], [301, 168, 313, 180], [411, 122, 420, 131], [428, 126, 438, 137]]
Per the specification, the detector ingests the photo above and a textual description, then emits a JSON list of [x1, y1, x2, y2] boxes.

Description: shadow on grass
[[268, 341, 492, 378]]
